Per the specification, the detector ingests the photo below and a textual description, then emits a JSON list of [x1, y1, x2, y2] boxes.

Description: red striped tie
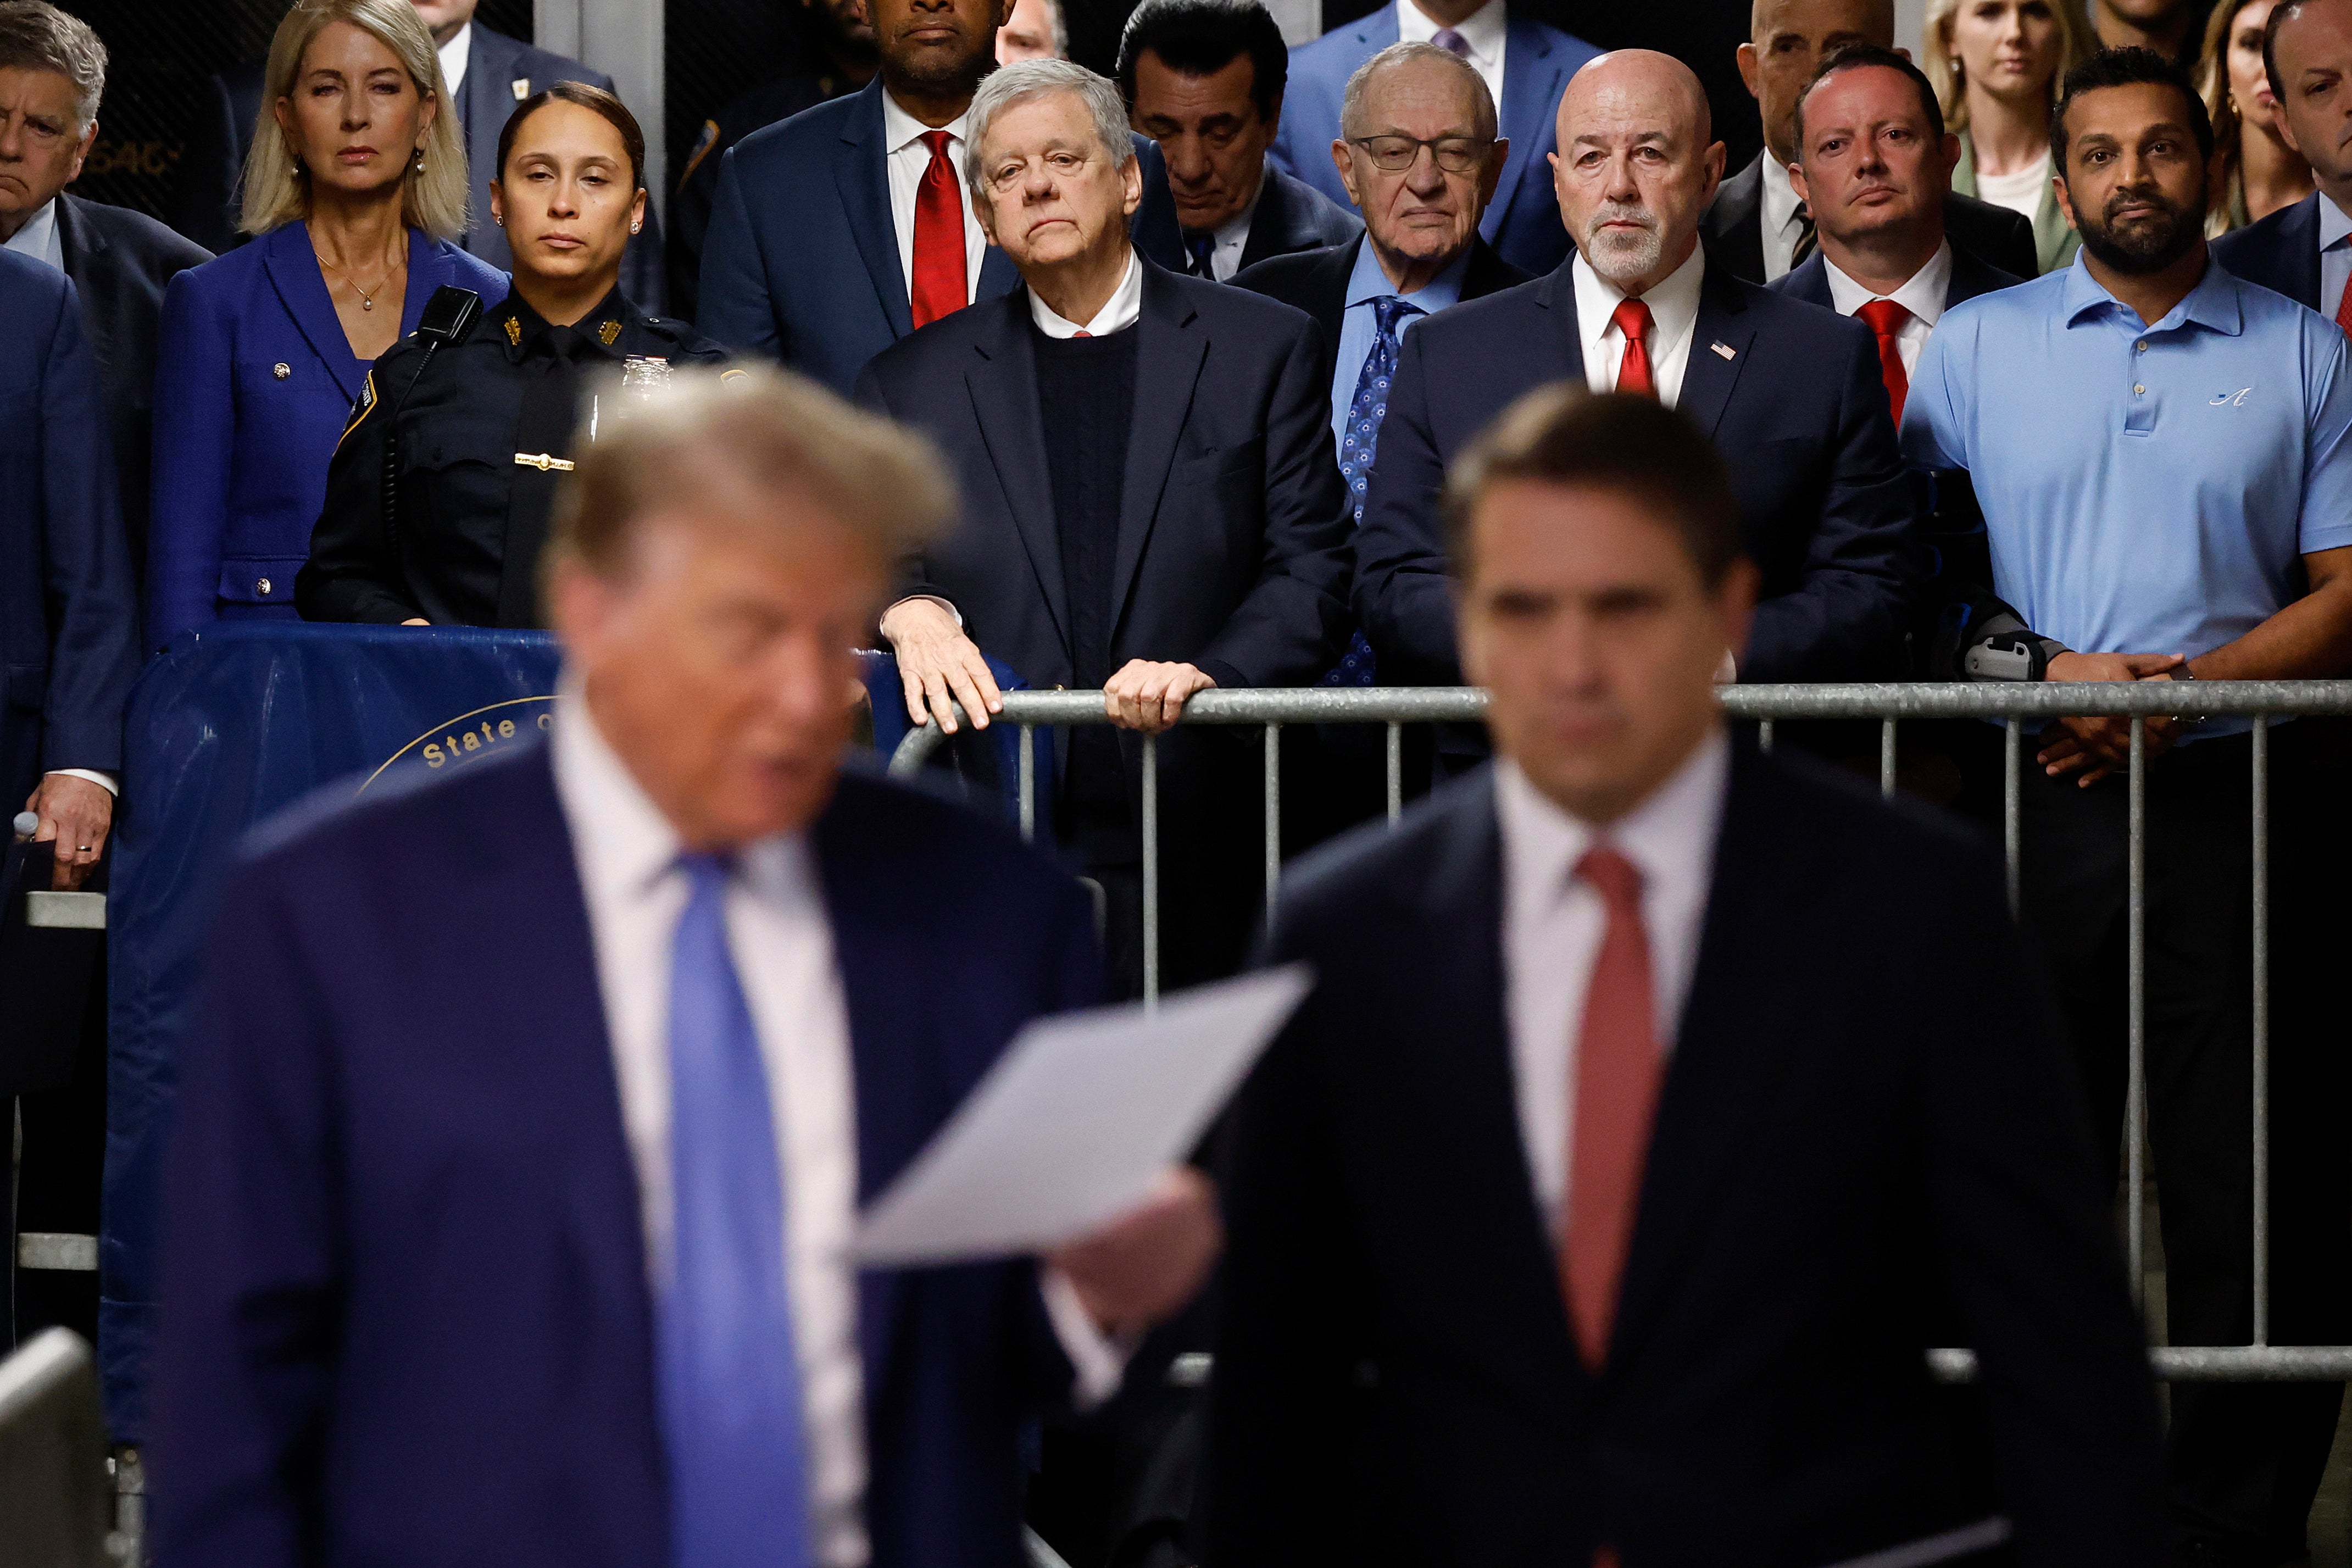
[[909, 130, 966, 329]]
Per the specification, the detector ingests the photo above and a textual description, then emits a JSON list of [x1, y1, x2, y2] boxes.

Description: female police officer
[[298, 82, 726, 627]]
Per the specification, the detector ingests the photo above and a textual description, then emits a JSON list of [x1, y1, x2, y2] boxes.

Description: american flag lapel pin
[[1711, 341, 1737, 360]]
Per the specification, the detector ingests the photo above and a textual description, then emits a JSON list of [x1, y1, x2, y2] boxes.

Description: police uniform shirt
[[297, 286, 729, 629]]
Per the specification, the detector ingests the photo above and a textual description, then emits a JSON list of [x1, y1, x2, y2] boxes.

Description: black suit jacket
[[1231, 233, 1531, 397], [1767, 242, 2022, 316], [57, 194, 211, 581], [1357, 257, 1917, 687], [1233, 165, 1363, 274], [1701, 152, 2039, 285], [1207, 745, 2168, 1568], [2210, 189, 2326, 309]]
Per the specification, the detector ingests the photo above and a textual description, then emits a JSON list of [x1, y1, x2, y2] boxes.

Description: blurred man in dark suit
[[698, 0, 1187, 393], [1208, 386, 2168, 1568], [154, 366, 1220, 1568], [1700, 0, 2036, 283], [1237, 39, 1526, 839], [1770, 46, 2023, 418], [1356, 48, 1916, 777], [2210, 0, 2352, 314], [998, 0, 1066, 62], [669, 0, 880, 320], [857, 59, 1349, 998], [0, 2, 209, 582], [1119, 0, 1360, 282]]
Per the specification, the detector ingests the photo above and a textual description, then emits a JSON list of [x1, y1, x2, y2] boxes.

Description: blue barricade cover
[[102, 623, 563, 1439]]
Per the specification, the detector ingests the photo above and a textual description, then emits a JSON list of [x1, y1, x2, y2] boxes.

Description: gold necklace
[[313, 246, 405, 312]]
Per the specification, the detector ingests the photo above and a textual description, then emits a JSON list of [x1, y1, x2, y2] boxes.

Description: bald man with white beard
[[1353, 48, 1919, 772]]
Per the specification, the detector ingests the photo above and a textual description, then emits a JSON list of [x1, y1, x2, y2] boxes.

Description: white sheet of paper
[[852, 964, 1314, 1267]]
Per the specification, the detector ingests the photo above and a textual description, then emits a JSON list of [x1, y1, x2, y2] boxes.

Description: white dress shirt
[[1572, 243, 1706, 408], [1759, 153, 1806, 282], [3, 196, 62, 271], [881, 93, 987, 309], [1196, 175, 1264, 282], [1495, 731, 1729, 1227], [2322, 192, 2352, 326], [1395, 0, 1508, 130], [552, 694, 1119, 1568], [437, 21, 472, 99], [1030, 248, 1142, 336], [1821, 239, 1952, 380]]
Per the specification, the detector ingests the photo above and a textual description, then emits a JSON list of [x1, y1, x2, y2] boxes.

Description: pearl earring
[[631, 221, 642, 234]]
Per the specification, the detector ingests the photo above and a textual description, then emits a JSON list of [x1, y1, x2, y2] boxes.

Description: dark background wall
[[50, 0, 1762, 244]]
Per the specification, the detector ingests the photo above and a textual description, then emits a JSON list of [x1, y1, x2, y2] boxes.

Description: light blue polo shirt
[[1329, 238, 1470, 458], [1903, 253, 2352, 733]]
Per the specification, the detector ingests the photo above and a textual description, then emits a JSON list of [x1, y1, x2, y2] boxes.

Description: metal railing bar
[[1017, 725, 1035, 845], [1143, 732, 1159, 1010], [1930, 1345, 2352, 1382], [1263, 724, 1281, 925], [2127, 718, 2147, 1308], [2252, 716, 2270, 1348], [1880, 719, 1897, 798], [1386, 722, 1403, 825], [2003, 719, 2022, 919]]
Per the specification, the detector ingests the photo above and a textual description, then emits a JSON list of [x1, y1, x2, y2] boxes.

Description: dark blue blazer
[[0, 249, 140, 796], [451, 25, 666, 313], [153, 745, 1105, 1568], [1767, 243, 2023, 316], [1208, 745, 2166, 1566], [1700, 153, 2039, 287], [696, 77, 1189, 394], [1269, 7, 1599, 278], [1233, 164, 1362, 273], [1357, 258, 1917, 688], [2211, 189, 2327, 310], [144, 221, 506, 651]]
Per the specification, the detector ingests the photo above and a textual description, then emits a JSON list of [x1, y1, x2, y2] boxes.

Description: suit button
[[256, 578, 273, 596], [272, 362, 290, 380]]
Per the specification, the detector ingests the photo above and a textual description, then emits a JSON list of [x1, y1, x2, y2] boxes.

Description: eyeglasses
[[1347, 135, 1494, 174]]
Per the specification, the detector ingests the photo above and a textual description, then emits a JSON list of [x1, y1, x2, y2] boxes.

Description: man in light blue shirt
[[1904, 47, 2352, 1567]]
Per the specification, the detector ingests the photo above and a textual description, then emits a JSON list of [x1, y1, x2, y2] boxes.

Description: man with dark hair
[[1770, 45, 2023, 425], [1208, 383, 2168, 1568], [697, 0, 1185, 393], [1906, 46, 2352, 1567], [1118, 0, 1359, 281], [1699, 0, 2036, 283], [2211, 0, 2352, 319]]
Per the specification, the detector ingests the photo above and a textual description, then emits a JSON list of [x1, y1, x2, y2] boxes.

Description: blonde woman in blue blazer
[[147, 0, 503, 650]]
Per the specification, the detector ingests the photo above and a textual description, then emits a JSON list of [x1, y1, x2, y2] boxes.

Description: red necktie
[[2335, 273, 2352, 337], [1611, 298, 1655, 398], [1561, 846, 1663, 1372], [1855, 297, 1912, 426], [909, 129, 966, 330]]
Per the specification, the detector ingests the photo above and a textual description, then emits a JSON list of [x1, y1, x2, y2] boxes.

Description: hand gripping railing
[[889, 680, 2352, 1383]]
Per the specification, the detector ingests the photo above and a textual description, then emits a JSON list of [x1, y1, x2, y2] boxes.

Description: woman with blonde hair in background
[[146, 0, 504, 649], [2197, 0, 2314, 234], [1925, 0, 2096, 271]]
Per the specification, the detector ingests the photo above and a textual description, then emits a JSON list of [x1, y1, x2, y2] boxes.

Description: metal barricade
[[0, 1328, 112, 1568], [888, 679, 2352, 1383]]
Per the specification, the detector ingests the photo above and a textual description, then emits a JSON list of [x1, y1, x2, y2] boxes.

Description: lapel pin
[[512, 77, 531, 101], [1711, 341, 1737, 360]]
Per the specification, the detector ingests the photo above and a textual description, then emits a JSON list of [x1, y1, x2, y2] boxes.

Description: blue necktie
[[660, 853, 812, 1568], [1328, 295, 1420, 686], [1186, 230, 1217, 279]]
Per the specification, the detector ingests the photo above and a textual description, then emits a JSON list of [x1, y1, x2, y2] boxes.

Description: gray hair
[[963, 58, 1136, 192], [1339, 40, 1497, 143], [0, 1, 106, 130]]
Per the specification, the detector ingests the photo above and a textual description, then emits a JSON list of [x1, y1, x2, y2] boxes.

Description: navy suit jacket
[[2211, 189, 2327, 309], [1269, 5, 1599, 278], [1357, 258, 1917, 688], [1233, 231, 1531, 399], [452, 26, 666, 313], [145, 221, 505, 651], [1701, 152, 2039, 286], [57, 193, 212, 581], [697, 77, 1189, 394], [1767, 243, 2023, 316], [153, 746, 1105, 1568], [1208, 746, 2167, 1567], [0, 248, 140, 794], [1233, 164, 1362, 273]]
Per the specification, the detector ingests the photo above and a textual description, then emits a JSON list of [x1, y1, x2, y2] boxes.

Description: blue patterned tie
[[1328, 295, 1420, 686], [660, 853, 813, 1568]]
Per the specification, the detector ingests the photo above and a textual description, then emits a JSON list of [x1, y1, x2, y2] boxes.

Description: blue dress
[[145, 220, 506, 650]]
